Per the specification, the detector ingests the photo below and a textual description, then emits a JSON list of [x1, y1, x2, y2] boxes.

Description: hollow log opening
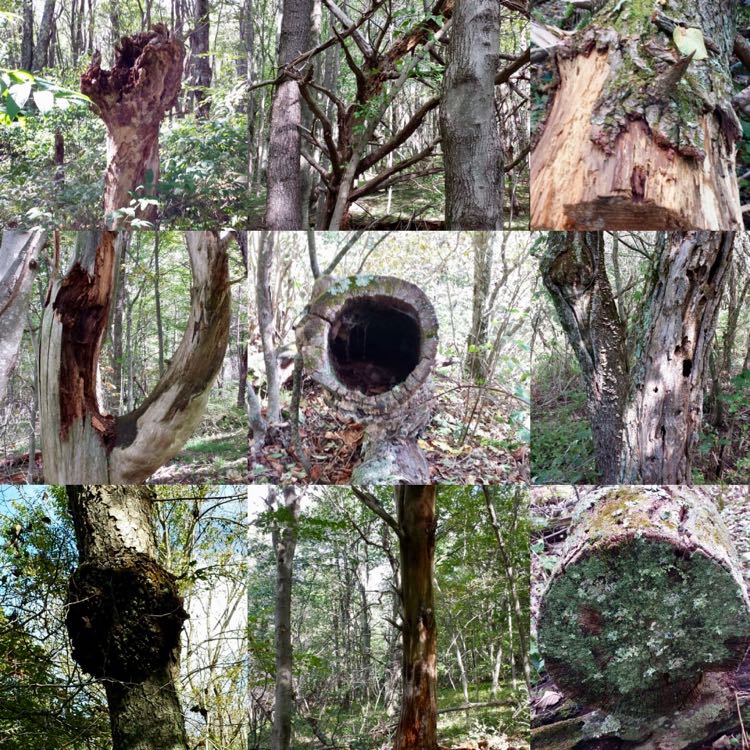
[[328, 297, 421, 396]]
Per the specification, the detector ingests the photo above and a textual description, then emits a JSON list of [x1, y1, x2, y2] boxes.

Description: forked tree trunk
[[80, 24, 184, 225], [264, 0, 314, 230], [538, 487, 750, 716], [531, 0, 742, 230], [395, 485, 438, 750], [440, 0, 502, 229], [540, 232, 629, 483], [65, 486, 189, 750], [0, 230, 45, 401], [39, 231, 231, 483], [620, 231, 733, 483]]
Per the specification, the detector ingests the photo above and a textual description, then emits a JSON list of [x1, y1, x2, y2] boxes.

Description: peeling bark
[[540, 232, 629, 483], [620, 231, 733, 483], [531, 0, 742, 229], [538, 487, 750, 716], [440, 0, 502, 229], [40, 231, 231, 483], [0, 230, 44, 401], [80, 24, 184, 225], [66, 486, 189, 750], [395, 485, 438, 750]]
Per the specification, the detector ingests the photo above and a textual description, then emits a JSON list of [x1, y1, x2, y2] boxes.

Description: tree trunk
[[540, 232, 629, 483], [32, 0, 56, 70], [21, 0, 34, 70], [190, 0, 212, 118], [537, 486, 750, 716], [269, 487, 300, 750], [39, 230, 231, 483], [440, 0, 502, 229], [395, 485, 438, 750], [620, 231, 733, 483], [531, 0, 742, 230], [0, 230, 44, 402], [465, 231, 493, 382], [256, 231, 281, 425], [80, 25, 184, 225], [264, 0, 314, 230], [153, 232, 165, 377], [65, 486, 189, 750]]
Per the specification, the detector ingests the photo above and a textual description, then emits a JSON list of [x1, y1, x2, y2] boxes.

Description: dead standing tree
[[80, 24, 184, 225], [531, 0, 742, 230], [296, 275, 438, 482]]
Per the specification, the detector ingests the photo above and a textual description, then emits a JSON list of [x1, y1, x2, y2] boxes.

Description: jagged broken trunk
[[65, 486, 189, 750], [538, 487, 750, 716], [80, 24, 184, 224], [39, 231, 230, 483], [531, 0, 741, 229], [296, 275, 438, 482]]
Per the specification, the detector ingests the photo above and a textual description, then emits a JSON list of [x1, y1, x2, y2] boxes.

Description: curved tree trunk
[[264, 0, 314, 230], [620, 231, 733, 483], [0, 230, 45, 401], [531, 0, 741, 230], [80, 24, 184, 225], [540, 232, 629, 483], [395, 485, 438, 750], [65, 486, 189, 750], [440, 0, 502, 229], [538, 486, 750, 716], [39, 231, 231, 483]]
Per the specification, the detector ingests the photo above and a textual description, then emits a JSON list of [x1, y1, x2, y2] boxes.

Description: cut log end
[[538, 488, 750, 716]]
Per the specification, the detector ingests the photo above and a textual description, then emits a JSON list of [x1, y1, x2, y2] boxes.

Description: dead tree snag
[[81, 24, 184, 225], [296, 275, 438, 482], [40, 231, 231, 483], [531, 1, 742, 230], [538, 487, 750, 716]]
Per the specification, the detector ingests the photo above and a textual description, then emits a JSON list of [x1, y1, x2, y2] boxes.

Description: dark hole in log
[[683, 358, 692, 376], [328, 297, 421, 396]]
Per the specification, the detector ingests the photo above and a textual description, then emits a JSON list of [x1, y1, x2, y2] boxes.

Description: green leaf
[[673, 27, 708, 61], [32, 89, 54, 114]]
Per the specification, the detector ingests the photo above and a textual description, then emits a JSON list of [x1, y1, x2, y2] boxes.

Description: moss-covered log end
[[538, 488, 750, 716], [66, 551, 188, 683]]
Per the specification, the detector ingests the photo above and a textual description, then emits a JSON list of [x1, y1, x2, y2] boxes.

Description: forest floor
[[250, 377, 528, 484]]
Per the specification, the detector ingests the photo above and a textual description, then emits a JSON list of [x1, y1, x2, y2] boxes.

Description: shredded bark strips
[[81, 24, 184, 221]]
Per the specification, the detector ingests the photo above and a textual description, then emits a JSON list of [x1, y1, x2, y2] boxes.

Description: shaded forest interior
[[0, 230, 247, 482], [531, 232, 750, 484]]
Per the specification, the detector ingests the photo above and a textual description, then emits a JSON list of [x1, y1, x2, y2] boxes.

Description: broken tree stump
[[537, 487, 750, 716], [81, 24, 184, 225], [296, 275, 439, 483]]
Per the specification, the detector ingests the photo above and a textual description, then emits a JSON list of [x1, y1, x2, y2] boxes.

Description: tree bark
[[264, 0, 314, 230], [33, 0, 56, 70], [466, 231, 493, 382], [440, 0, 502, 229], [256, 231, 281, 425], [39, 230, 231, 483], [0, 230, 44, 402], [80, 25, 184, 225], [65, 486, 189, 750], [395, 485, 438, 750], [269, 487, 300, 750], [537, 486, 750, 715], [189, 0, 212, 118], [531, 0, 742, 230], [540, 232, 629, 483], [21, 0, 34, 70], [619, 231, 733, 483]]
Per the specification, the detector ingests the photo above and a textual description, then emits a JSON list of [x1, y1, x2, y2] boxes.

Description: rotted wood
[[537, 487, 750, 718], [531, 0, 742, 230], [296, 274, 438, 482]]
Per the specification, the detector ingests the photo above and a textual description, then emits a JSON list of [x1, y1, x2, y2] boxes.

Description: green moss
[[539, 537, 750, 715]]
